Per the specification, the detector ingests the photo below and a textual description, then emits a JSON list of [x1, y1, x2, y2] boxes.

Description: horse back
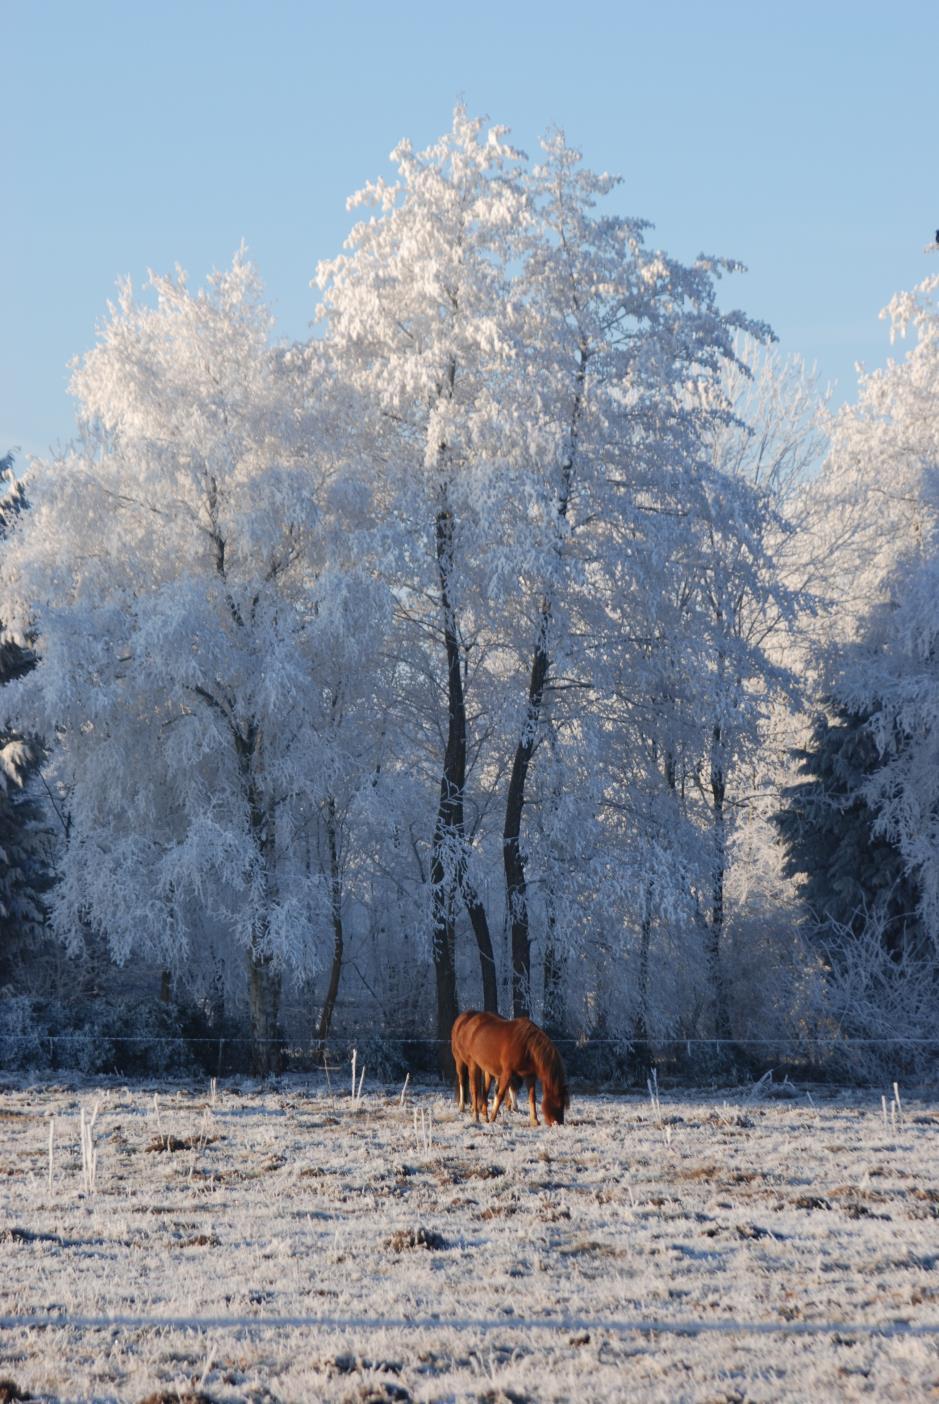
[[458, 1013, 536, 1078]]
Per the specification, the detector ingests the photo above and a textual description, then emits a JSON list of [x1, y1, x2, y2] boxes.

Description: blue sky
[[4, 0, 937, 459]]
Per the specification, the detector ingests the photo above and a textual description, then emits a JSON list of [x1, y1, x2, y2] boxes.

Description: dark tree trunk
[[427, 357, 498, 1054], [636, 900, 652, 1046], [245, 759, 283, 1077], [708, 724, 731, 1041], [200, 496, 284, 1076], [502, 351, 585, 1020], [431, 502, 464, 1074], [247, 946, 282, 1076], [637, 749, 674, 1045], [503, 622, 550, 1017], [462, 871, 499, 1012], [542, 902, 563, 1035], [316, 796, 344, 1050], [431, 895, 458, 1078]]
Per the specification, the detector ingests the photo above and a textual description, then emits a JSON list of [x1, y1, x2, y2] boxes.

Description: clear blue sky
[[4, 0, 937, 459]]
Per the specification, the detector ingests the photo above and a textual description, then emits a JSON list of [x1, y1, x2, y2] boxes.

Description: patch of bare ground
[[145, 1133, 220, 1153], [384, 1226, 447, 1251], [136, 1393, 216, 1404]]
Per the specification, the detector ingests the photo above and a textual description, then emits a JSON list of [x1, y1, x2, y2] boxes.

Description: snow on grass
[[1, 1076, 938, 1401]]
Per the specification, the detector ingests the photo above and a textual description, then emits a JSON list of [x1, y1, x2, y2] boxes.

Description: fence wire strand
[[14, 1033, 939, 1046], [1, 1312, 938, 1338]]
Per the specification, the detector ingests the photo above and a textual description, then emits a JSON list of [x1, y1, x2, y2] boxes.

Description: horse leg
[[527, 1076, 539, 1127], [489, 1071, 514, 1124], [479, 1072, 493, 1122], [469, 1062, 484, 1123], [455, 1057, 466, 1112]]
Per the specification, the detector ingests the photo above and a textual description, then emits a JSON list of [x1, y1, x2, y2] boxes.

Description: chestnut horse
[[451, 1010, 519, 1113], [451, 1010, 569, 1126]]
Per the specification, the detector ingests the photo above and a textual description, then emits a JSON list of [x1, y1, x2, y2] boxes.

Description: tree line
[[2, 111, 937, 1079]]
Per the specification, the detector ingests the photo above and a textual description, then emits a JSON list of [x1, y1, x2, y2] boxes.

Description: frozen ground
[[1, 1073, 938, 1402]]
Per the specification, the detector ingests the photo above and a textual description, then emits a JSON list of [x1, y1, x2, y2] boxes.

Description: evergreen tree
[[0, 454, 49, 986], [775, 702, 923, 962]]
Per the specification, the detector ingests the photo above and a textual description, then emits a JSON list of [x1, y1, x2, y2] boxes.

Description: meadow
[[1, 1073, 938, 1401]]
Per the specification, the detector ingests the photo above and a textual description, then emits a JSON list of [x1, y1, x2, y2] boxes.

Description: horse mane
[[523, 1023, 569, 1107]]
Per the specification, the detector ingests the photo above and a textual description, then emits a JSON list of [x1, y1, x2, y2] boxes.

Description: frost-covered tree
[[808, 272, 939, 640], [499, 136, 772, 1020], [680, 343, 827, 1036], [837, 557, 939, 948], [316, 108, 527, 1048], [808, 273, 939, 939], [1, 109, 827, 1069], [775, 270, 939, 1053], [0, 260, 388, 1071], [317, 111, 793, 1045]]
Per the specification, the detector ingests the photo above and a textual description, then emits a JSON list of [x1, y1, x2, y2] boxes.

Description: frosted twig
[[349, 1049, 365, 1111], [152, 1093, 165, 1140], [198, 1345, 217, 1390], [646, 1068, 662, 1126], [80, 1103, 100, 1194], [412, 1104, 433, 1152]]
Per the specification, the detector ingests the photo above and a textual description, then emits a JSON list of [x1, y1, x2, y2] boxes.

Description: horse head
[[541, 1079, 569, 1126]]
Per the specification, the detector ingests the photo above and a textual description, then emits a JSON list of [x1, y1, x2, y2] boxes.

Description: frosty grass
[[2, 1077, 938, 1401]]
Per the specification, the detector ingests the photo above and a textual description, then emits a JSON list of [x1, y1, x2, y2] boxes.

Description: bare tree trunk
[[200, 493, 284, 1076], [428, 354, 498, 1054], [462, 871, 499, 1012], [247, 946, 282, 1076], [316, 796, 344, 1050], [502, 351, 585, 1019], [248, 776, 282, 1077], [244, 756, 283, 1077], [636, 899, 652, 1045], [637, 748, 674, 1045], [503, 624, 550, 1017], [708, 724, 731, 1041], [431, 501, 464, 1073], [542, 903, 563, 1035]]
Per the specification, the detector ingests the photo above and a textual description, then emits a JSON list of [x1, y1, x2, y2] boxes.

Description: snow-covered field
[[2, 1075, 938, 1402]]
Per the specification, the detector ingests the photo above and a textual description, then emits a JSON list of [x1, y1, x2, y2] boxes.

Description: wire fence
[[7, 1026, 939, 1085], [17, 1033, 939, 1047], [1, 1311, 938, 1338]]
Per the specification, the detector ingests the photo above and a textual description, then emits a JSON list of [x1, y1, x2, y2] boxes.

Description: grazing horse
[[451, 1011, 569, 1126], [451, 1010, 519, 1113]]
